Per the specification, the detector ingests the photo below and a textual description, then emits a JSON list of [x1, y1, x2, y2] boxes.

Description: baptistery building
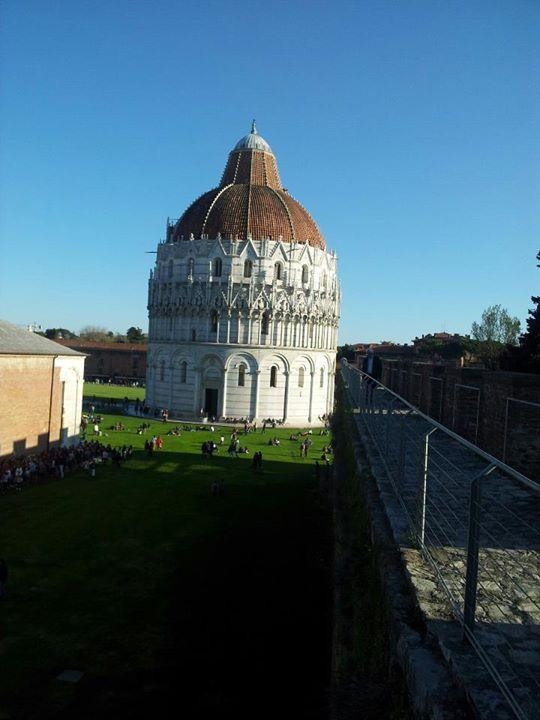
[[146, 123, 340, 425]]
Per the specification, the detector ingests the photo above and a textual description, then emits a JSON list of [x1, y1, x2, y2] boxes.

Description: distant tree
[[471, 305, 521, 368], [337, 344, 356, 362], [79, 325, 111, 342], [414, 335, 475, 360], [126, 326, 145, 343], [44, 327, 77, 340], [519, 252, 540, 356], [504, 251, 540, 373], [472, 305, 521, 345]]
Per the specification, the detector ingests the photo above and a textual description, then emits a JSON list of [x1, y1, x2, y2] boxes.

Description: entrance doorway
[[204, 388, 219, 418]]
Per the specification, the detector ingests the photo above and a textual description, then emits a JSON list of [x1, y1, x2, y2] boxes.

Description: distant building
[[0, 320, 85, 457], [353, 341, 413, 365], [146, 123, 340, 423], [56, 340, 147, 383], [412, 332, 468, 348]]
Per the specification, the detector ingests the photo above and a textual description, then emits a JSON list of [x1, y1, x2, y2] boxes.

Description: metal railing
[[341, 361, 540, 720]]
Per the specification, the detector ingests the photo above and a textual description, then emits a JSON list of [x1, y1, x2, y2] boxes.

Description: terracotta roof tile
[[173, 134, 325, 250]]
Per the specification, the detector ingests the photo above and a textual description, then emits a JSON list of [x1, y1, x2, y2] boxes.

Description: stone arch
[[286, 354, 315, 423], [224, 351, 258, 373], [291, 353, 315, 374], [258, 352, 290, 374], [223, 351, 258, 420], [200, 352, 225, 374]]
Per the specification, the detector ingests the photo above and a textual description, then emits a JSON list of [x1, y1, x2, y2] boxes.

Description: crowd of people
[[2, 398, 333, 501], [0, 440, 133, 492], [88, 378, 145, 388], [144, 436, 164, 455]]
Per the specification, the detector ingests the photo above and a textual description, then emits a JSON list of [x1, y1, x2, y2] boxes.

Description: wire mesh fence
[[341, 361, 540, 720], [503, 398, 540, 480]]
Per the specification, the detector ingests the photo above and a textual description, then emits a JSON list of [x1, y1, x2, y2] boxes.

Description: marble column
[[220, 368, 228, 418], [168, 363, 174, 411], [282, 370, 290, 423], [308, 370, 315, 423], [253, 370, 261, 420], [192, 367, 202, 416]]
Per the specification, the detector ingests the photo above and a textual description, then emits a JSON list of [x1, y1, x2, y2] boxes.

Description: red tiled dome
[[172, 124, 325, 250]]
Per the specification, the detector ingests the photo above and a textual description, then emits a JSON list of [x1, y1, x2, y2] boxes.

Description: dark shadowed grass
[[1, 414, 332, 719]]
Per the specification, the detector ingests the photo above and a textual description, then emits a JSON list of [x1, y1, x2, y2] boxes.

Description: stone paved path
[[345, 377, 540, 720]]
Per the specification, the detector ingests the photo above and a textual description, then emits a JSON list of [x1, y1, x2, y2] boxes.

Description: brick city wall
[[377, 358, 540, 480], [0, 355, 63, 457], [56, 341, 147, 380]]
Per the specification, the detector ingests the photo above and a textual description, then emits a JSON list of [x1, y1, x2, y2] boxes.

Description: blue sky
[[1, 0, 538, 344]]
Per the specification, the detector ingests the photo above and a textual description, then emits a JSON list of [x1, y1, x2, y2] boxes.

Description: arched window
[[180, 361, 187, 384], [188, 258, 194, 277], [244, 259, 253, 278], [274, 262, 282, 280], [160, 359, 165, 382], [302, 265, 309, 284], [191, 328, 197, 341], [211, 310, 218, 333], [322, 273, 327, 290], [168, 259, 174, 278], [320, 367, 324, 388], [298, 366, 305, 388], [261, 312, 269, 335], [270, 365, 277, 388], [213, 258, 222, 277], [238, 363, 246, 387]]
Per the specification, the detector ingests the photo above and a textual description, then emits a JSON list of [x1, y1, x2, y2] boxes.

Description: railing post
[[419, 428, 437, 547], [463, 463, 496, 640], [399, 411, 406, 486], [385, 397, 398, 456]]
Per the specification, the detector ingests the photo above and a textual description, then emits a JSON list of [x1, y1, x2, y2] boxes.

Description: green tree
[[126, 326, 145, 343], [44, 327, 77, 340], [511, 251, 540, 372], [471, 305, 521, 367], [519, 252, 540, 353], [79, 325, 111, 342], [337, 344, 356, 362]]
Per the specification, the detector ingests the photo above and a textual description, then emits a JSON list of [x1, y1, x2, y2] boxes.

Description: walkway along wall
[[378, 359, 540, 481], [330, 379, 469, 720], [341, 362, 540, 720]]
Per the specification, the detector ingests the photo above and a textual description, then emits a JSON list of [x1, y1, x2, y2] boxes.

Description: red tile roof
[[172, 137, 325, 250], [56, 340, 147, 352]]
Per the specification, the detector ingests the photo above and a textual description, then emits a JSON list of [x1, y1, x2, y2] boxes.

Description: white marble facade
[[146, 235, 339, 425]]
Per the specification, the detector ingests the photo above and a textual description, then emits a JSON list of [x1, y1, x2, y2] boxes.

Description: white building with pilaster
[[146, 123, 340, 425]]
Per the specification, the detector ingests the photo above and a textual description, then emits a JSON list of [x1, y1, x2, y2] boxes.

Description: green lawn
[[83, 382, 146, 401], [1, 414, 332, 719]]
